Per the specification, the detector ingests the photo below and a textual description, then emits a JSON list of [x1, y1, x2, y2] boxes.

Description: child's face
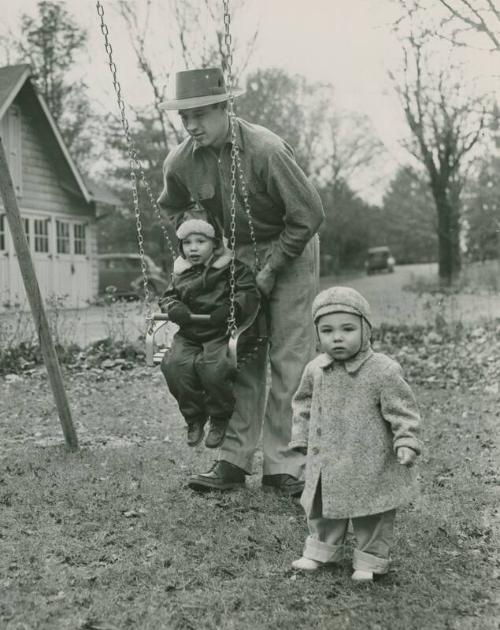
[[317, 311, 362, 360], [182, 233, 214, 265]]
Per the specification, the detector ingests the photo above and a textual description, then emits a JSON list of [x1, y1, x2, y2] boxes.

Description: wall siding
[[0, 85, 98, 311], [18, 95, 90, 216]]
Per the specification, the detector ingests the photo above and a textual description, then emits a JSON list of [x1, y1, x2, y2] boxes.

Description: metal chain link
[[223, 0, 260, 337], [96, 1, 176, 319]]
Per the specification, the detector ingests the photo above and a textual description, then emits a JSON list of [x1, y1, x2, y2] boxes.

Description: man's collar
[[318, 347, 373, 374]]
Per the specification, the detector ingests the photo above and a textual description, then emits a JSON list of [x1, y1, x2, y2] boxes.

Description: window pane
[[74, 223, 86, 255], [56, 220, 70, 254], [0, 215, 4, 250], [34, 219, 49, 253], [23, 217, 30, 245]]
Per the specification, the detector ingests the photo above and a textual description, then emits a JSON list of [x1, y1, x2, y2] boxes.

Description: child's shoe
[[186, 422, 205, 447], [351, 569, 374, 582], [291, 557, 322, 571], [205, 417, 229, 448]]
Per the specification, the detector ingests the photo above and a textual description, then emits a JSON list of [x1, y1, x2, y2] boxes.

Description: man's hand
[[256, 264, 276, 297], [397, 447, 417, 467], [168, 303, 192, 326]]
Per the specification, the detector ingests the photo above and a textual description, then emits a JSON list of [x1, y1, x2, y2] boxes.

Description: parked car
[[98, 253, 170, 299], [364, 246, 396, 274]]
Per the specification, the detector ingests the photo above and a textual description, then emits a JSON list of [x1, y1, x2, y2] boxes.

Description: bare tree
[[114, 0, 258, 152], [390, 29, 487, 284], [318, 112, 386, 195], [437, 0, 500, 51]]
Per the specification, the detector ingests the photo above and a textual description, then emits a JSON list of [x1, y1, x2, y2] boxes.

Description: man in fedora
[[158, 67, 324, 496]]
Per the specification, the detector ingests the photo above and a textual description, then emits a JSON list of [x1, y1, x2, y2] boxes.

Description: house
[[0, 63, 120, 310]]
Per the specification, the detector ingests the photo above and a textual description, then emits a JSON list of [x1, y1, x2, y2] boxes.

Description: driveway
[[320, 263, 500, 327]]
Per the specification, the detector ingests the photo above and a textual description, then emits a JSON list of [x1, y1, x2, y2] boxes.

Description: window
[[34, 218, 49, 253], [56, 220, 70, 254], [0, 215, 5, 250], [74, 223, 86, 255]]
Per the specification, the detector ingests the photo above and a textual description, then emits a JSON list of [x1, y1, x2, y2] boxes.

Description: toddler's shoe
[[291, 557, 322, 571], [186, 422, 205, 447], [351, 569, 374, 582], [205, 417, 229, 449]]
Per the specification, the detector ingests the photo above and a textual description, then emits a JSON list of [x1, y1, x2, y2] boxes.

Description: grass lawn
[[0, 366, 498, 630]]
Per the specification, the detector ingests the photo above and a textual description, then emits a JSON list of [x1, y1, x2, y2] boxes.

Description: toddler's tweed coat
[[290, 347, 421, 519]]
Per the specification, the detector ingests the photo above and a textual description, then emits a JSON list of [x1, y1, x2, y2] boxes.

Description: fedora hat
[[160, 67, 244, 110]]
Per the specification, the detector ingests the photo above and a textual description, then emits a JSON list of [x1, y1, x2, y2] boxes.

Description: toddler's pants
[[303, 479, 395, 574], [162, 333, 236, 425]]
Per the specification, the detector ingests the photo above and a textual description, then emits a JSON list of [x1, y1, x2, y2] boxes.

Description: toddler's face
[[317, 311, 362, 361], [182, 233, 214, 265]]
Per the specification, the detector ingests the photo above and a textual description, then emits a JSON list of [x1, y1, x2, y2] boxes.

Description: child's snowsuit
[[160, 250, 260, 427]]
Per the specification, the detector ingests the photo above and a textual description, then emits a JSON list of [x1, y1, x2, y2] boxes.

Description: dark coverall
[[159, 254, 260, 427]]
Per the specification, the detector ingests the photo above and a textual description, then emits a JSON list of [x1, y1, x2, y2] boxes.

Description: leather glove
[[168, 303, 192, 326]]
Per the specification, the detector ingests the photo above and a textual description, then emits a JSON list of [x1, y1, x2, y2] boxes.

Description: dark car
[[98, 253, 169, 299], [364, 246, 395, 274]]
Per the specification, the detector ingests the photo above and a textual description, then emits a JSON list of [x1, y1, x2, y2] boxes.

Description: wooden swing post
[[0, 138, 78, 451]]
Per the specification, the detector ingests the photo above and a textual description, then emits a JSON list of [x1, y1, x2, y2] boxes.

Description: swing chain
[[96, 2, 177, 318], [222, 0, 260, 337]]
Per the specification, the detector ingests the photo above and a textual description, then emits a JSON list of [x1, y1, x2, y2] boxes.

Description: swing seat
[[145, 306, 267, 369]]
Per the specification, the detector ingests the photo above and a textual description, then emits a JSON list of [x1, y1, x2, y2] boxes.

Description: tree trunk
[[435, 191, 461, 286]]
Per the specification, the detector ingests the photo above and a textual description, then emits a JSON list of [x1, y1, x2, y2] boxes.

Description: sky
[[1, 0, 498, 202]]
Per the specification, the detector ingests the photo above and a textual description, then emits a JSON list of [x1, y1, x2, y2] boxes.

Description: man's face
[[316, 311, 362, 361], [179, 104, 228, 149]]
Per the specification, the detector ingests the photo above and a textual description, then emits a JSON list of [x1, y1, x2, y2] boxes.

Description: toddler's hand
[[168, 303, 192, 326], [397, 447, 416, 467]]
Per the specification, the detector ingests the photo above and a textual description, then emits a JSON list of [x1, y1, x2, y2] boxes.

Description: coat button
[[312, 446, 319, 455], [316, 428, 322, 437]]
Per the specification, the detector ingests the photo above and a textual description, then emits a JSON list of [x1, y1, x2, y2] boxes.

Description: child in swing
[[289, 286, 422, 582], [159, 219, 260, 449]]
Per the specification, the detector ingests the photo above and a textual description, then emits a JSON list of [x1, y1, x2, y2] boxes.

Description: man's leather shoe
[[188, 460, 246, 491], [262, 474, 304, 497]]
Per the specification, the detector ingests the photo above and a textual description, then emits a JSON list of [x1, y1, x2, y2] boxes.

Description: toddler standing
[[290, 286, 421, 581]]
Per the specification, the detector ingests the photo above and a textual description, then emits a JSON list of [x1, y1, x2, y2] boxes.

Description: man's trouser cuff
[[217, 452, 252, 475]]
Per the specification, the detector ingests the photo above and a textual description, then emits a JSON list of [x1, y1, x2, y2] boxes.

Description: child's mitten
[[168, 303, 192, 326]]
